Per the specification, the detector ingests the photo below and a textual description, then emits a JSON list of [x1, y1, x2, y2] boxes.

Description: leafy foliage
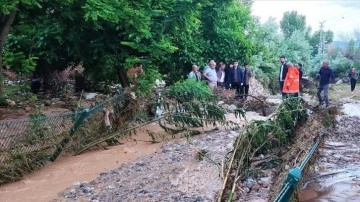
[[279, 30, 313, 72], [2, 0, 254, 94], [280, 11, 307, 39], [309, 30, 334, 56], [3, 51, 38, 73], [250, 18, 282, 92], [245, 97, 308, 154], [161, 79, 226, 128]]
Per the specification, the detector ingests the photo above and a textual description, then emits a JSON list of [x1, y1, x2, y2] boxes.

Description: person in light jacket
[[203, 60, 217, 92]]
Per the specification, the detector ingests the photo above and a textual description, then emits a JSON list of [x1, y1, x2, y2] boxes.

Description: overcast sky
[[251, 0, 360, 41]]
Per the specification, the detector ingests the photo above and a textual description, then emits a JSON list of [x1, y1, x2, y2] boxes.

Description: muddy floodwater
[[0, 109, 265, 202], [0, 123, 168, 202], [299, 103, 360, 202]]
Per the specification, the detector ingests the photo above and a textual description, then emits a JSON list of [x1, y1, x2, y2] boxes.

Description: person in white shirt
[[203, 60, 217, 91]]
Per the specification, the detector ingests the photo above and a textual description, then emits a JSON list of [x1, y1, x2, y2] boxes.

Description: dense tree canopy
[[1, 0, 254, 92], [2, 2, 354, 97]]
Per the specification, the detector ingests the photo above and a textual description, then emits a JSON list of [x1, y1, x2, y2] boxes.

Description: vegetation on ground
[[219, 97, 308, 201], [0, 79, 233, 184]]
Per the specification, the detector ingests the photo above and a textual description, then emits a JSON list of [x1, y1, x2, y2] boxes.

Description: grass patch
[[3, 85, 21, 96], [330, 83, 360, 100]]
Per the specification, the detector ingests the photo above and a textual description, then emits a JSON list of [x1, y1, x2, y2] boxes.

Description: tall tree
[[0, 0, 70, 95], [309, 30, 334, 56], [279, 30, 313, 71], [250, 17, 282, 92], [201, 0, 253, 63], [1, 1, 26, 95], [280, 11, 306, 39]]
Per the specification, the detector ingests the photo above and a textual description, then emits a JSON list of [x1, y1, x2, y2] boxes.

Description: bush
[[237, 97, 308, 156], [0, 96, 8, 106]]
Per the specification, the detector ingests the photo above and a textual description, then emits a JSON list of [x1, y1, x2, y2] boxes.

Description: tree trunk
[[117, 67, 129, 88], [0, 10, 18, 95]]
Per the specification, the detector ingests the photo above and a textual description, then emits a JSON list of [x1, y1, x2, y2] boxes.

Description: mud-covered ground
[[53, 92, 323, 202], [53, 81, 275, 202], [54, 129, 239, 202]]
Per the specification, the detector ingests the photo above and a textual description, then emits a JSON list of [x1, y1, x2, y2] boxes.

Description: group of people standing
[[278, 56, 304, 99], [278, 56, 337, 107], [279, 56, 359, 107], [188, 59, 252, 99], [188, 56, 358, 108]]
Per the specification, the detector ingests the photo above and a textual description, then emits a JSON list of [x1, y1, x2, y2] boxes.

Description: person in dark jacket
[[240, 63, 252, 99], [348, 67, 358, 94], [224, 62, 234, 89], [297, 63, 304, 95], [227, 61, 243, 95], [279, 56, 288, 99], [316, 61, 335, 107]]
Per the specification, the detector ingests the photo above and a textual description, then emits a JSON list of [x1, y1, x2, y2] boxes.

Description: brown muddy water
[[0, 112, 262, 202], [299, 103, 360, 202], [0, 123, 169, 202]]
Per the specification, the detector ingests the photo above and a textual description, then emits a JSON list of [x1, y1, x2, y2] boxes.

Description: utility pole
[[318, 21, 326, 55]]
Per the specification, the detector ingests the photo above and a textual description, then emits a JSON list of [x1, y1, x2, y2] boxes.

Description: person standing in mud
[[227, 61, 243, 96], [216, 62, 226, 89], [297, 63, 304, 95], [203, 60, 218, 92], [279, 56, 288, 99], [224, 62, 234, 89], [348, 67, 358, 94], [240, 63, 252, 99], [282, 63, 300, 98], [316, 61, 335, 107]]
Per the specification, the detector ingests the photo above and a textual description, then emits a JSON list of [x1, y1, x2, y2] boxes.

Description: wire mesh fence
[[0, 93, 124, 184]]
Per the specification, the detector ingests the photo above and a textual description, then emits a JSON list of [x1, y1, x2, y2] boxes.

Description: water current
[[299, 103, 360, 202]]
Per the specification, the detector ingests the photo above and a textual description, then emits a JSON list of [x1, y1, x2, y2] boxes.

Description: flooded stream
[[0, 123, 168, 202], [299, 103, 360, 202], [0, 110, 265, 202]]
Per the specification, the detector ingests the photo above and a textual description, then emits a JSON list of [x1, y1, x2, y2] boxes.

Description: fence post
[[275, 167, 302, 202], [274, 131, 328, 201], [50, 108, 90, 161]]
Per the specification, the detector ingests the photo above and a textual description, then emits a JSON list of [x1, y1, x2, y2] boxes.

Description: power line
[[323, 10, 359, 24], [325, 11, 360, 28]]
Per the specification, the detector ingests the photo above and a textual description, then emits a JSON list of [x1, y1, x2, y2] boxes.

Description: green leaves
[[2, 0, 255, 91], [244, 97, 308, 154], [3, 51, 38, 73], [160, 78, 226, 130], [82, 0, 125, 23], [280, 11, 307, 39]]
